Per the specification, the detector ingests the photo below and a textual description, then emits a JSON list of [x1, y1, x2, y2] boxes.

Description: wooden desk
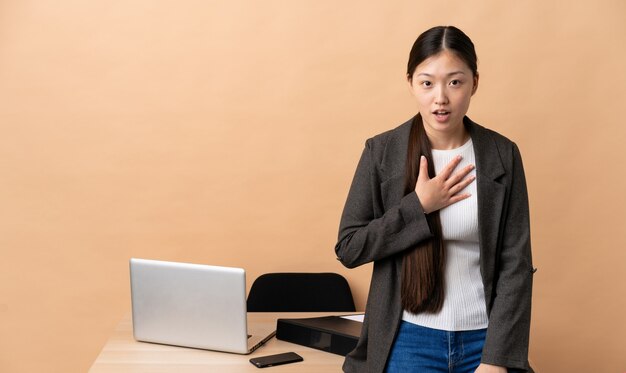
[[89, 312, 348, 372]]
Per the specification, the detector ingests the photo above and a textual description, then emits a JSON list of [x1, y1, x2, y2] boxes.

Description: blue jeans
[[385, 321, 487, 373]]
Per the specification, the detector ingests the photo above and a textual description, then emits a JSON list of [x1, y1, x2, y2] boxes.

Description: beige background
[[1, 1, 625, 372]]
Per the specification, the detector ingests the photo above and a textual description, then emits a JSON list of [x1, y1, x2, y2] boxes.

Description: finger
[[445, 165, 475, 188], [449, 175, 476, 195], [438, 155, 463, 180], [447, 193, 472, 205], [417, 155, 430, 181]]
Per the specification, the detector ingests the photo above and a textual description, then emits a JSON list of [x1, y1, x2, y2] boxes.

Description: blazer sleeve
[[481, 143, 534, 370], [334, 139, 433, 269]]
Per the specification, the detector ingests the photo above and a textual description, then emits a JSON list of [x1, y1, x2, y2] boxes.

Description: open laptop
[[129, 258, 275, 354]]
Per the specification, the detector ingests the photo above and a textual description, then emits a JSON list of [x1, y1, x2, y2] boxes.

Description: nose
[[434, 87, 449, 105]]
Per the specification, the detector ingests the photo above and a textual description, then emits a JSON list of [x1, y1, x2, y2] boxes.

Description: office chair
[[246, 272, 356, 312]]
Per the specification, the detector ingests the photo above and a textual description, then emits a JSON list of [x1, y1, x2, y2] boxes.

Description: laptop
[[129, 258, 276, 354]]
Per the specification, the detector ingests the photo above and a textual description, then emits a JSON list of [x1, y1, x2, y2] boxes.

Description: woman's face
[[408, 50, 478, 140]]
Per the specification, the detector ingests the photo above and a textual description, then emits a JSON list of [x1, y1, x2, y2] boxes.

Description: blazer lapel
[[466, 118, 506, 300]]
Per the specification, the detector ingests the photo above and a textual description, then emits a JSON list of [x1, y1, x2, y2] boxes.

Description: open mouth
[[433, 110, 450, 120]]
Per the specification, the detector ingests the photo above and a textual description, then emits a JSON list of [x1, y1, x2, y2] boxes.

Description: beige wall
[[1, 1, 625, 372]]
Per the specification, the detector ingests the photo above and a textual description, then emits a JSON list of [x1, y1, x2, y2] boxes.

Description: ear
[[471, 72, 479, 95]]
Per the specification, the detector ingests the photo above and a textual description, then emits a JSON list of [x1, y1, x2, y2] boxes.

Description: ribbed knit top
[[402, 138, 489, 331]]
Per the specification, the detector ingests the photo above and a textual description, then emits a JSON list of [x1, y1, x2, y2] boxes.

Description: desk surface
[[89, 312, 350, 372]]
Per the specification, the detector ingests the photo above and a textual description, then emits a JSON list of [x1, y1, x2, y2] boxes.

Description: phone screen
[[249, 352, 303, 368]]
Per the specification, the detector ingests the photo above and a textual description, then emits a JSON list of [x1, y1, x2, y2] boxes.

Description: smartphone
[[249, 352, 303, 368]]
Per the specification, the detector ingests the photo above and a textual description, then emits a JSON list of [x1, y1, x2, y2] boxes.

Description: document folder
[[276, 315, 362, 356]]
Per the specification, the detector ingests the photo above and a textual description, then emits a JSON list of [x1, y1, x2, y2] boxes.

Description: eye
[[450, 79, 461, 86], [421, 81, 432, 88]]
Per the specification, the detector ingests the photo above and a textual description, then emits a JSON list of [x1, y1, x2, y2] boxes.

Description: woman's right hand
[[414, 155, 475, 214]]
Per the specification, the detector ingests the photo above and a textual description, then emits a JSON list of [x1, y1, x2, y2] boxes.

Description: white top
[[402, 139, 489, 331]]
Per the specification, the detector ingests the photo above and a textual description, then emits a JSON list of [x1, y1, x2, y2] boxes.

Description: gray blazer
[[335, 116, 534, 372]]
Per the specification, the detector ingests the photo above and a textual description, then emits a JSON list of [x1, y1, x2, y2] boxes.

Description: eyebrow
[[417, 71, 466, 77]]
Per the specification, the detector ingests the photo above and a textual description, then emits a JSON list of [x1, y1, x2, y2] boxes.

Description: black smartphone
[[249, 352, 303, 368]]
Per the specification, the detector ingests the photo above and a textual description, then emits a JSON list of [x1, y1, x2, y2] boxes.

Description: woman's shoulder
[[364, 117, 413, 155], [466, 117, 524, 169], [361, 117, 414, 173], [467, 117, 519, 151]]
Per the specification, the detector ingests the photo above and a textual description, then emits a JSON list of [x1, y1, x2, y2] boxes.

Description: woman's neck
[[424, 122, 470, 150]]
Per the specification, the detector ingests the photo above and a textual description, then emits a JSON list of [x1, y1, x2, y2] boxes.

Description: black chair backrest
[[247, 272, 356, 312]]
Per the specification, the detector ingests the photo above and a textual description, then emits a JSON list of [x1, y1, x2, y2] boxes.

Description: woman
[[335, 26, 534, 373]]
